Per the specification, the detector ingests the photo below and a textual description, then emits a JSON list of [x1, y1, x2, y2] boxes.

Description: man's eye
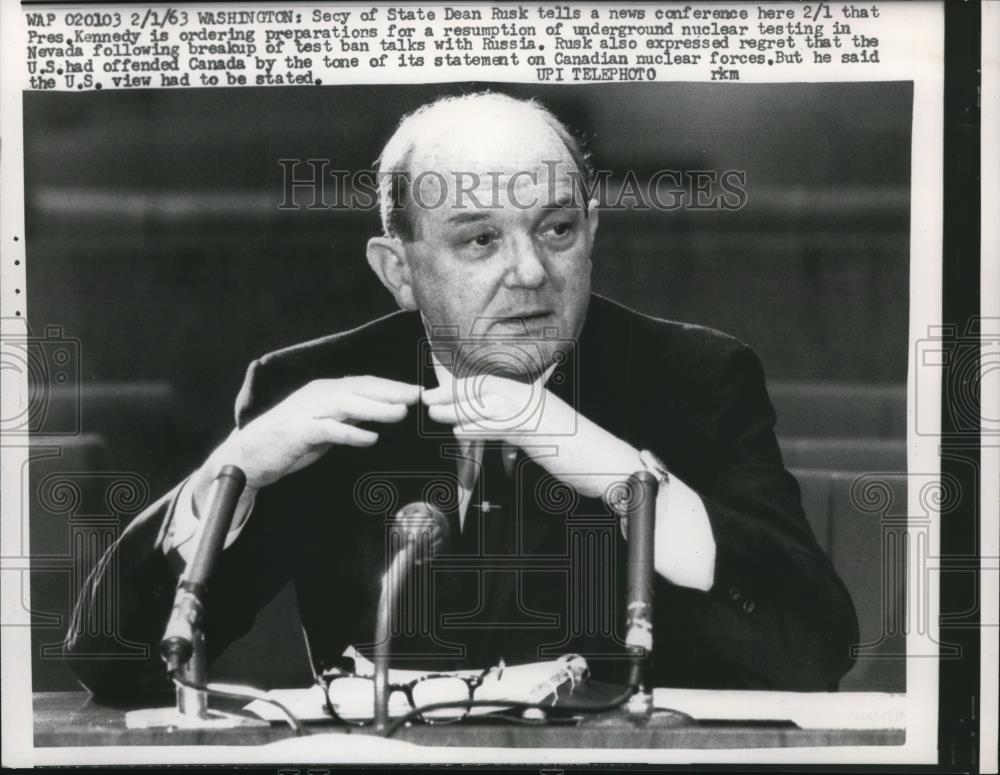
[[544, 221, 574, 238], [470, 233, 495, 247]]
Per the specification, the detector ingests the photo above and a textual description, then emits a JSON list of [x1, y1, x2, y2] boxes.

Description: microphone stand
[[373, 506, 446, 734], [623, 469, 658, 721], [374, 539, 414, 733], [125, 466, 266, 731]]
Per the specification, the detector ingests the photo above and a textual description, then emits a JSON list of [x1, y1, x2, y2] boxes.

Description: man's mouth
[[499, 310, 551, 322], [484, 311, 556, 337]]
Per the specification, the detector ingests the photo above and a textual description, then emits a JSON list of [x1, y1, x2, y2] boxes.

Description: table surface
[[33, 692, 905, 749]]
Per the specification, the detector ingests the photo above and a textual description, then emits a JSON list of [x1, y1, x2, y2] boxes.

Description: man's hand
[[191, 376, 421, 517], [423, 375, 641, 499], [423, 374, 573, 442]]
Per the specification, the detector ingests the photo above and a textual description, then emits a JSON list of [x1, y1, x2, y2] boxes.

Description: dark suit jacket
[[65, 294, 859, 700]]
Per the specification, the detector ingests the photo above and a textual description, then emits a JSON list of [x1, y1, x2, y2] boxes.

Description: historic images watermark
[[276, 158, 749, 214]]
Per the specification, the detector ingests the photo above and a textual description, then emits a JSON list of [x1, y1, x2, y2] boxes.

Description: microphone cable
[[382, 682, 643, 739]]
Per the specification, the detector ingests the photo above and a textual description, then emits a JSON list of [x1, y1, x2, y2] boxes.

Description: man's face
[[400, 115, 596, 380]]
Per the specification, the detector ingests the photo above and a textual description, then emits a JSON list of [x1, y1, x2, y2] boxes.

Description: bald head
[[376, 92, 593, 241]]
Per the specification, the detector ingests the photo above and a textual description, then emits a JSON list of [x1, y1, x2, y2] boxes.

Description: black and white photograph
[[0, 0, 993, 769]]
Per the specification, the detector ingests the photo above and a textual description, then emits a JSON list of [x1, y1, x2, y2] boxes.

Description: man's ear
[[366, 237, 418, 310], [586, 198, 600, 242]]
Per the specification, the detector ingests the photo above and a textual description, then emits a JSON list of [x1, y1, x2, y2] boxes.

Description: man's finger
[[427, 401, 501, 429], [423, 383, 494, 406], [426, 403, 461, 425], [326, 394, 409, 424], [306, 418, 379, 447], [296, 388, 412, 421], [345, 376, 423, 404], [420, 386, 457, 405]]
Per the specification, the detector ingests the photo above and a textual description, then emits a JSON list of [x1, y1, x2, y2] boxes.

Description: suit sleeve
[[651, 344, 860, 691], [64, 359, 295, 702]]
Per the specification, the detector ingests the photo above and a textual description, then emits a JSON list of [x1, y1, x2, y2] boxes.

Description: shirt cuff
[[653, 474, 717, 592], [161, 475, 254, 564]]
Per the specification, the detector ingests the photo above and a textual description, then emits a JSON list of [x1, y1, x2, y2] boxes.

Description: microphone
[[160, 465, 247, 672], [389, 501, 450, 559], [374, 502, 449, 732], [624, 469, 657, 700]]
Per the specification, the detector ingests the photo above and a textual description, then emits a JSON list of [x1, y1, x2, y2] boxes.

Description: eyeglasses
[[321, 664, 497, 725]]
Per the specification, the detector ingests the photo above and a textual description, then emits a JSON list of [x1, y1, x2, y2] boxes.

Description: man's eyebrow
[[444, 195, 584, 224], [446, 211, 494, 224], [541, 195, 584, 211]]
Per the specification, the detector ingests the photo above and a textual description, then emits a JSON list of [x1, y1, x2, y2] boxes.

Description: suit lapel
[[359, 317, 465, 529]]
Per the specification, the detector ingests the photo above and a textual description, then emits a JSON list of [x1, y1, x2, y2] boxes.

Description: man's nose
[[501, 235, 548, 289]]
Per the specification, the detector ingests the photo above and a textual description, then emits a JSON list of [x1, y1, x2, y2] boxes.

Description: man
[[66, 92, 858, 701]]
